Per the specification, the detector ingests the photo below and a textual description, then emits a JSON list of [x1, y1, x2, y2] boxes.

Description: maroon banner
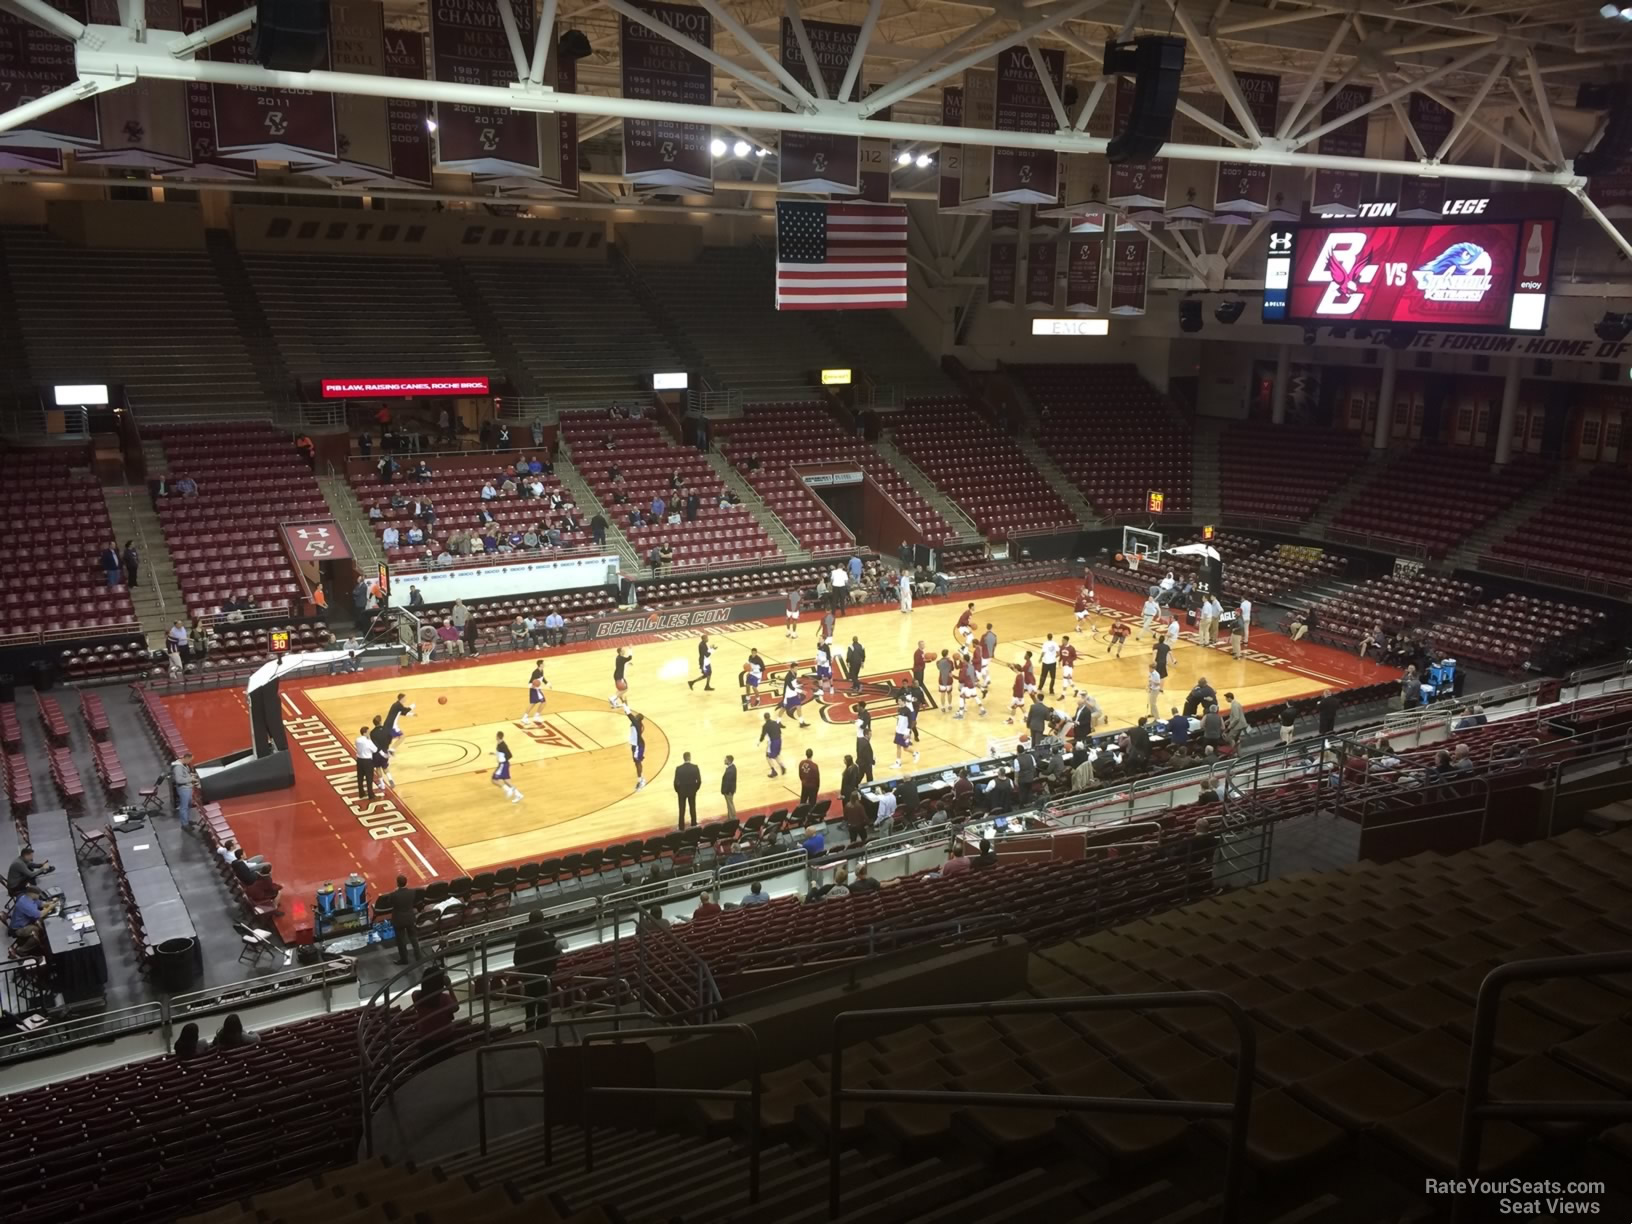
[[779, 18, 859, 194], [322, 376, 491, 398], [1397, 93, 1454, 219], [987, 239, 1017, 307], [620, 2, 713, 192], [856, 83, 891, 203], [179, 3, 255, 177], [381, 29, 433, 188], [307, 0, 391, 180], [550, 50, 579, 195], [80, 0, 187, 167], [429, 0, 539, 176], [1311, 83, 1372, 214], [205, 0, 335, 160], [1214, 73, 1279, 214], [939, 87, 962, 209], [0, 0, 99, 148], [1025, 237, 1058, 310], [1107, 78, 1165, 210], [1109, 233, 1148, 316], [281, 521, 352, 562], [1065, 232, 1102, 312], [1588, 170, 1632, 220], [991, 45, 1062, 204]]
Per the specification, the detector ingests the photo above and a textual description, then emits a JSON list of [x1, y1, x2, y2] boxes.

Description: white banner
[[399, 554, 619, 603]]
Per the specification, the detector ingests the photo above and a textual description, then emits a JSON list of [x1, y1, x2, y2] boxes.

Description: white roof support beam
[[1378, 72, 1427, 160], [1217, 6, 1340, 35], [1176, 97, 1253, 147], [526, 0, 559, 86], [1430, 54, 1509, 161], [837, 0, 883, 103], [1276, 16, 1350, 139], [779, 0, 826, 100], [0, 0, 88, 42], [117, 0, 145, 41], [166, 2, 253, 58], [699, 0, 816, 106], [601, 0, 802, 111], [1064, 1, 1142, 134], [859, 0, 1110, 118], [1524, 51, 1566, 167], [1025, 37, 1071, 130], [493, 0, 532, 85], [1167, 0, 1260, 141], [1286, 59, 1366, 141], [1289, 46, 1497, 151], [0, 78, 118, 133], [1417, 84, 1553, 171]]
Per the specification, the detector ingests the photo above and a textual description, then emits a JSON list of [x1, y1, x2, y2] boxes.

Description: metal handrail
[[582, 1023, 762, 1206], [719, 911, 1014, 973], [1454, 950, 1632, 1223], [476, 1039, 548, 1157], [827, 993, 1257, 1221]]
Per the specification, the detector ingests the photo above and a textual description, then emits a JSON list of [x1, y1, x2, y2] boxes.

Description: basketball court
[[157, 578, 1383, 938]]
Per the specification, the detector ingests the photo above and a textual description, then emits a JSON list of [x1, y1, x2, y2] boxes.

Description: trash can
[[154, 937, 199, 994], [28, 658, 56, 691]]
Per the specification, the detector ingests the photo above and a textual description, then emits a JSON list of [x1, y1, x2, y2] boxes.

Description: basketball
[[438, 696, 448, 705], [1114, 552, 1124, 562]]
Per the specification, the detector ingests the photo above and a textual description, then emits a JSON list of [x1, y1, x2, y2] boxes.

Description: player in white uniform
[[813, 641, 834, 695], [742, 649, 764, 712], [1140, 597, 1160, 638], [1166, 616, 1182, 650], [1038, 634, 1060, 697]]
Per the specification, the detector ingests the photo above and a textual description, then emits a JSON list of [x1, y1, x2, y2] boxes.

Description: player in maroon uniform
[[1005, 667, 1027, 724], [955, 602, 976, 648], [1107, 621, 1130, 657], [1059, 635, 1079, 695]]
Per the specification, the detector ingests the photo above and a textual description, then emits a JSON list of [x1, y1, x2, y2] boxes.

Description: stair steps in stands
[[704, 450, 807, 560], [317, 474, 384, 568], [0, 227, 34, 393], [1190, 420, 1222, 522], [102, 483, 183, 645], [203, 230, 293, 407], [1302, 444, 1411, 535], [1442, 461, 1587, 572], [555, 443, 642, 571], [439, 258, 538, 397], [1014, 432, 1100, 526], [610, 246, 718, 389], [871, 435, 983, 544]]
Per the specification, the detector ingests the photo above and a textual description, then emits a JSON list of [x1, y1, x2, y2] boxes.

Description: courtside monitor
[[1270, 217, 1556, 333]]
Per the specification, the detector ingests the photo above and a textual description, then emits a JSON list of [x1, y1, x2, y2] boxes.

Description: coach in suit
[[674, 752, 702, 829], [380, 875, 421, 965], [720, 755, 737, 820], [845, 637, 866, 695]]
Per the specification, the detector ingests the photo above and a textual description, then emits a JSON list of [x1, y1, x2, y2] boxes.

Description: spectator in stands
[[1317, 689, 1340, 736], [464, 613, 481, 658], [512, 911, 561, 1030], [985, 768, 1016, 813], [685, 488, 700, 522], [1288, 610, 1312, 641], [406, 524, 424, 547], [382, 524, 400, 550], [797, 748, 820, 805], [437, 619, 462, 657], [497, 424, 512, 450], [407, 585, 425, 610], [171, 752, 197, 829], [692, 890, 722, 919], [367, 503, 383, 521], [99, 543, 121, 588], [6, 846, 50, 894], [1071, 750, 1096, 792], [718, 489, 739, 509], [590, 512, 607, 548], [798, 824, 826, 857], [174, 473, 198, 497], [377, 456, 396, 484], [451, 599, 470, 633], [216, 839, 266, 873], [650, 493, 666, 521], [659, 540, 675, 570], [411, 458, 431, 483], [118, 539, 141, 588], [629, 507, 646, 530], [740, 881, 769, 906], [843, 791, 868, 842], [1128, 718, 1153, 769], [173, 1022, 204, 1061], [940, 848, 972, 878], [212, 1014, 259, 1050], [481, 529, 499, 554], [1167, 708, 1191, 751], [412, 970, 459, 1052], [1201, 704, 1224, 753], [543, 609, 565, 646], [1400, 665, 1420, 708], [1451, 743, 1475, 771], [358, 432, 372, 458], [481, 479, 498, 500], [1278, 702, 1297, 746], [1452, 705, 1487, 730], [825, 868, 851, 899], [510, 615, 528, 649]]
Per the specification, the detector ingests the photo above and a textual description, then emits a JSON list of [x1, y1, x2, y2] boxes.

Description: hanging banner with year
[[204, 0, 336, 161], [620, 1, 714, 193], [778, 18, 859, 195]]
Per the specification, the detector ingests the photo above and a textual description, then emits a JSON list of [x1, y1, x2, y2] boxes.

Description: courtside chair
[[577, 849, 604, 885], [557, 853, 584, 892], [535, 857, 563, 896], [512, 862, 540, 902], [468, 872, 497, 903], [491, 866, 517, 902], [447, 876, 472, 903], [421, 881, 450, 907]]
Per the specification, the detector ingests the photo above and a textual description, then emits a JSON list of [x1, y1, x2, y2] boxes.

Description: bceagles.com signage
[[573, 596, 787, 642]]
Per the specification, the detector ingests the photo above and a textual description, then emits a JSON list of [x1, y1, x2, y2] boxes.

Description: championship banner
[[1106, 78, 1165, 214], [430, 0, 542, 177], [938, 87, 963, 209], [0, 0, 100, 148], [1065, 214, 1104, 313], [620, 1, 713, 193], [987, 236, 1017, 307], [779, 18, 859, 194], [989, 46, 1063, 205], [959, 67, 995, 207], [1588, 170, 1632, 220], [1025, 234, 1059, 310], [79, 0, 188, 168], [1311, 83, 1372, 215], [1398, 93, 1453, 219], [302, 0, 391, 180], [1109, 232, 1148, 316], [379, 30, 434, 188], [858, 83, 891, 203], [481, 44, 578, 195], [204, 0, 336, 160], [1213, 73, 1279, 215]]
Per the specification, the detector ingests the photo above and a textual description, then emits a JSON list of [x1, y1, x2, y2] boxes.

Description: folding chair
[[235, 921, 277, 966], [137, 774, 166, 814], [75, 825, 110, 865]]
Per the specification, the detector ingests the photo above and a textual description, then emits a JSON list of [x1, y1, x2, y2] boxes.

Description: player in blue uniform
[[522, 660, 549, 725], [741, 649, 764, 712], [760, 712, 786, 777], [891, 705, 919, 768], [628, 711, 647, 789], [781, 670, 810, 728], [491, 731, 521, 802], [687, 635, 716, 692]]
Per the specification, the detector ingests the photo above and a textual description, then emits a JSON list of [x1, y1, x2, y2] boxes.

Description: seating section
[[640, 562, 828, 609], [415, 585, 619, 654], [1425, 593, 1613, 674], [718, 403, 954, 550], [0, 454, 137, 635], [1332, 448, 1549, 557], [1488, 465, 1632, 593], [1305, 574, 1479, 648], [1179, 533, 1347, 604], [0, 702, 31, 812], [1218, 424, 1366, 521], [154, 424, 321, 617], [632, 247, 843, 401], [559, 414, 780, 569], [890, 396, 1077, 536], [59, 634, 153, 684], [1013, 365, 1193, 517], [240, 254, 493, 380], [464, 258, 682, 404], [347, 453, 594, 567], [0, 226, 264, 414]]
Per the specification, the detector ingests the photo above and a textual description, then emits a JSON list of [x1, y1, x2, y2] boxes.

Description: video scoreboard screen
[[1261, 217, 1555, 333]]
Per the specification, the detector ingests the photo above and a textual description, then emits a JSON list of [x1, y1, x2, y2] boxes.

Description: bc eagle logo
[[1411, 241, 1494, 304]]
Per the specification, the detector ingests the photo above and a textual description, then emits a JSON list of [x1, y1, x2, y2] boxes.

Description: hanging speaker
[[253, 0, 331, 72], [1104, 37, 1186, 165]]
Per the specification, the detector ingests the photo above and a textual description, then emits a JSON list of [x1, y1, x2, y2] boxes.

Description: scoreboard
[[1262, 214, 1556, 334]]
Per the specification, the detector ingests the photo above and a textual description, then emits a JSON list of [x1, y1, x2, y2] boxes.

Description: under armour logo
[[264, 111, 288, 137], [660, 139, 677, 163]]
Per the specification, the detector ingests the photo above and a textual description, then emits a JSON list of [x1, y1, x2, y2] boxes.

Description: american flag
[[775, 201, 909, 310]]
